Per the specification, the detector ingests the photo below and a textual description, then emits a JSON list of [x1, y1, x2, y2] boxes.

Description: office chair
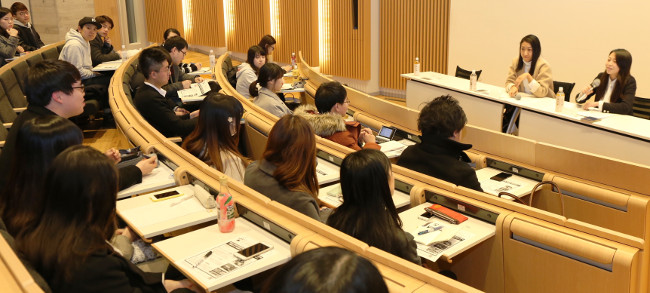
[[632, 96, 650, 119], [552, 81, 575, 102], [455, 66, 482, 80]]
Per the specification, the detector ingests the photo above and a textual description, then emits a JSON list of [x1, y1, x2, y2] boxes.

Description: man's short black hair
[[26, 60, 81, 107], [95, 15, 114, 28], [314, 81, 347, 114], [162, 36, 188, 53], [139, 47, 172, 79], [418, 95, 467, 138]]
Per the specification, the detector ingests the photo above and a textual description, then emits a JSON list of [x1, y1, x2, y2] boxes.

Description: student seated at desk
[[134, 47, 198, 138], [163, 28, 201, 74], [15, 146, 197, 293], [578, 49, 636, 115], [250, 63, 292, 118], [397, 95, 483, 192], [236, 45, 266, 98], [182, 93, 249, 182], [258, 34, 292, 72], [505, 34, 554, 98], [245, 115, 330, 222], [295, 81, 379, 151], [0, 7, 24, 67], [328, 149, 421, 265], [89, 15, 120, 66], [261, 246, 388, 293], [10, 2, 43, 52], [161, 36, 204, 110]]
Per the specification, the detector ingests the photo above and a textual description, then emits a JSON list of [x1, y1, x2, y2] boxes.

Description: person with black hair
[[15, 145, 197, 293], [163, 28, 201, 74], [236, 45, 266, 98], [134, 47, 198, 138], [161, 36, 203, 102], [89, 15, 120, 66], [295, 81, 379, 150], [258, 34, 292, 71], [397, 95, 483, 192], [250, 62, 292, 117], [10, 2, 43, 52], [328, 149, 421, 265], [579, 49, 636, 115], [0, 7, 23, 66], [261, 246, 388, 293], [505, 34, 554, 98]]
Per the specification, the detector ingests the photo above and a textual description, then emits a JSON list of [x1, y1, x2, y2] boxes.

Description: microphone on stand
[[575, 79, 601, 104]]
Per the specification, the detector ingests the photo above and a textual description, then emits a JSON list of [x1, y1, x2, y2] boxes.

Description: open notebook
[[178, 80, 212, 103]]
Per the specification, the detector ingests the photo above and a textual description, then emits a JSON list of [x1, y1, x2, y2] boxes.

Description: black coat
[[89, 35, 120, 66], [397, 135, 483, 192], [14, 24, 44, 52], [0, 105, 142, 191], [134, 83, 197, 138]]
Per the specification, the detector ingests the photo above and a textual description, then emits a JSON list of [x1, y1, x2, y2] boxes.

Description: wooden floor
[[85, 50, 405, 150]]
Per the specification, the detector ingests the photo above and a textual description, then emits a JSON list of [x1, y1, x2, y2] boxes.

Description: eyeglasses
[[180, 50, 187, 56], [72, 85, 85, 93], [343, 100, 351, 104], [158, 65, 172, 72]]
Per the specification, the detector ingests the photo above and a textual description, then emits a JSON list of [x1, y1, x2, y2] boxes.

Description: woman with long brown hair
[[182, 93, 249, 182], [244, 115, 329, 221]]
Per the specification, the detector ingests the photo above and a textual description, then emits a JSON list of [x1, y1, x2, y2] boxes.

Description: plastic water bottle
[[556, 87, 565, 112], [209, 50, 216, 79], [121, 45, 126, 62], [217, 176, 235, 233], [470, 70, 477, 91], [291, 52, 297, 69], [414, 57, 420, 76]]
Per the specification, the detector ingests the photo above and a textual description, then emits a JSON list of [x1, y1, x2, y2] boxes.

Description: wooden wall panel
[[144, 0, 183, 43], [380, 0, 450, 90], [321, 0, 371, 80], [226, 0, 270, 54], [182, 0, 226, 47], [94, 0, 122, 50], [274, 0, 318, 66]]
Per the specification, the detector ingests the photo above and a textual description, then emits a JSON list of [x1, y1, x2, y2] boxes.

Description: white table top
[[402, 71, 650, 142], [152, 219, 291, 292], [316, 157, 340, 185], [399, 203, 495, 262], [318, 183, 411, 209], [475, 167, 538, 200], [117, 163, 176, 199], [116, 185, 218, 238]]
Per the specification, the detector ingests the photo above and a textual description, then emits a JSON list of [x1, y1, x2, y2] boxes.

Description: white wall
[[449, 0, 650, 100]]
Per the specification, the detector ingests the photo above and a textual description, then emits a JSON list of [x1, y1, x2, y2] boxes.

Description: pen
[[170, 195, 192, 207], [193, 250, 212, 268], [418, 225, 443, 235]]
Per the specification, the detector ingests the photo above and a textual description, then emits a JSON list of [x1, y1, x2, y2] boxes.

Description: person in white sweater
[[236, 45, 266, 98]]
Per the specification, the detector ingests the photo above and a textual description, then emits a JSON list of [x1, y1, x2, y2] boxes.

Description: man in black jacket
[[134, 47, 198, 138], [90, 15, 120, 66], [397, 95, 483, 192], [0, 60, 154, 191], [10, 2, 44, 51]]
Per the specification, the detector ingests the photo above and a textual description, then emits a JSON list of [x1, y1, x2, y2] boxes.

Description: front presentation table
[[153, 219, 291, 292]]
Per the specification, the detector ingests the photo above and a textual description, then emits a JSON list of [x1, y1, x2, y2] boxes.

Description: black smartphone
[[150, 190, 181, 201], [490, 172, 513, 182], [235, 243, 272, 260]]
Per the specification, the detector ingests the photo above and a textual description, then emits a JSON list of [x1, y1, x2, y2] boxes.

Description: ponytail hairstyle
[[249, 62, 286, 97], [262, 115, 318, 198], [594, 49, 632, 103], [515, 34, 541, 75]]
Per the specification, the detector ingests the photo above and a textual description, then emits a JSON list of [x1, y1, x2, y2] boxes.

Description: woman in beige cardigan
[[505, 34, 555, 98]]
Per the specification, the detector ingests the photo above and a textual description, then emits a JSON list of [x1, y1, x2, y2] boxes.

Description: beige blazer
[[505, 56, 555, 98]]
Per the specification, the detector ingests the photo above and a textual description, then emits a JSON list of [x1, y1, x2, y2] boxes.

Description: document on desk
[[178, 80, 212, 103], [185, 237, 273, 280], [316, 158, 340, 185], [476, 168, 538, 199], [379, 139, 415, 159], [416, 229, 475, 262], [93, 60, 123, 71]]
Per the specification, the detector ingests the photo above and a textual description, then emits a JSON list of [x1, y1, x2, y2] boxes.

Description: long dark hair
[[594, 49, 633, 103], [246, 45, 266, 74], [263, 115, 318, 197], [0, 116, 83, 236], [515, 34, 541, 75], [0, 8, 11, 38], [261, 246, 388, 293], [249, 62, 286, 97], [327, 149, 407, 258], [16, 145, 118, 289], [182, 93, 249, 173]]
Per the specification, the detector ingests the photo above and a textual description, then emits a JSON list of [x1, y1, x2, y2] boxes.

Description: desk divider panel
[[393, 165, 457, 192], [502, 214, 640, 293], [462, 125, 536, 167], [242, 112, 272, 161]]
